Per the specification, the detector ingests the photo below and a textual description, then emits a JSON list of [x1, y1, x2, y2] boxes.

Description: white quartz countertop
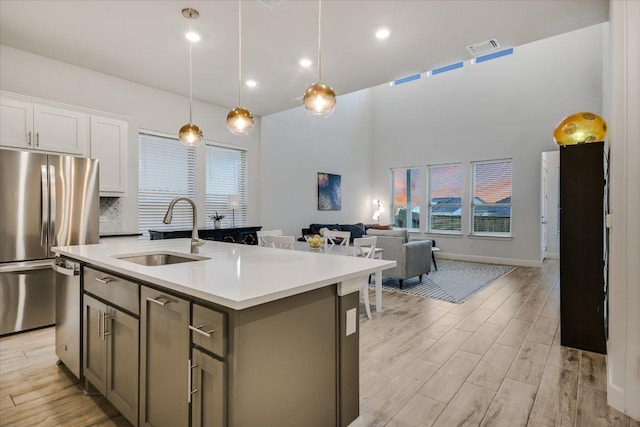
[[53, 239, 396, 310]]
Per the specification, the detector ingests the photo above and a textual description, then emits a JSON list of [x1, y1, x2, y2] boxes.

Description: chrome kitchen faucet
[[163, 197, 205, 254]]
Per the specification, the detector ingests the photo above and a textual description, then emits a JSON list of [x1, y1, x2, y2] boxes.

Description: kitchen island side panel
[[226, 286, 338, 426]]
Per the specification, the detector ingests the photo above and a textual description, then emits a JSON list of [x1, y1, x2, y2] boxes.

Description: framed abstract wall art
[[317, 172, 341, 210]]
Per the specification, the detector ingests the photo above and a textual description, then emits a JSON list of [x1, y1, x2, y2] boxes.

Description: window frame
[[390, 166, 421, 230], [204, 142, 248, 228], [137, 130, 197, 238], [427, 162, 463, 235], [470, 158, 513, 237]]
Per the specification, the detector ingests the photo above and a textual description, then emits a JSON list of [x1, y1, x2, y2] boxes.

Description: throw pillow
[[371, 224, 393, 230]]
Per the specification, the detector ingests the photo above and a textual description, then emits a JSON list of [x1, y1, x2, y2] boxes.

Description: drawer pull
[[188, 324, 215, 338], [95, 277, 112, 284], [146, 296, 168, 306]]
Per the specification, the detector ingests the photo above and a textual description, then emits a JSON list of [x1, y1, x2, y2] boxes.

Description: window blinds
[[138, 132, 196, 237], [205, 144, 247, 228], [428, 163, 463, 232], [471, 159, 512, 234]]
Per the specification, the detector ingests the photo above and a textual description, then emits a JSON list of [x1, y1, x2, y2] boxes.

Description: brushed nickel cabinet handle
[[188, 324, 214, 338], [102, 312, 110, 339], [35, 132, 40, 146], [95, 277, 112, 284], [146, 296, 168, 306], [188, 360, 199, 403], [27, 131, 32, 146], [98, 309, 102, 339]]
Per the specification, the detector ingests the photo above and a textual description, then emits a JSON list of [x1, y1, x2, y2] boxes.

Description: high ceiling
[[0, 0, 608, 117]]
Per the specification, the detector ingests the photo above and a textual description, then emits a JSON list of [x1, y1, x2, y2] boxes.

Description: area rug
[[373, 259, 515, 303]]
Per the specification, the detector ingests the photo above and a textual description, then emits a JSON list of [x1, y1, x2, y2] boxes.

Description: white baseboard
[[435, 252, 543, 268], [544, 252, 559, 260]]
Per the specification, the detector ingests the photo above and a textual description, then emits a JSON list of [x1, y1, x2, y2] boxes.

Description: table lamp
[[227, 195, 239, 228]]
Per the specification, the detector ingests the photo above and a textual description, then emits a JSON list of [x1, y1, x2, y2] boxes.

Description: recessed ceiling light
[[186, 31, 200, 42], [246, 80, 257, 88], [375, 28, 390, 40], [299, 58, 312, 68]]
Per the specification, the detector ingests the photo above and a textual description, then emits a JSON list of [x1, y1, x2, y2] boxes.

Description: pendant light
[[179, 8, 203, 147], [226, 0, 255, 135], [302, 0, 336, 118]]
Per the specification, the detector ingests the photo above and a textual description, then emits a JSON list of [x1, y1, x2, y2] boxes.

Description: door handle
[[48, 165, 56, 248], [40, 165, 48, 248], [95, 277, 113, 284], [36, 132, 40, 147], [52, 262, 79, 276], [27, 131, 32, 146]]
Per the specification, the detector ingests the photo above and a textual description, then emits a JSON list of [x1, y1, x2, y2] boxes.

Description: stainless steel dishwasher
[[53, 258, 81, 379]]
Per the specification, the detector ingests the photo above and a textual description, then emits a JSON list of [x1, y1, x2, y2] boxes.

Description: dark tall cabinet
[[559, 142, 606, 354]]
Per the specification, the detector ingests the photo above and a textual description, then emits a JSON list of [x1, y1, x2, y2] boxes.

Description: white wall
[[607, 0, 640, 420], [0, 45, 261, 232], [260, 89, 374, 237], [370, 24, 606, 266]]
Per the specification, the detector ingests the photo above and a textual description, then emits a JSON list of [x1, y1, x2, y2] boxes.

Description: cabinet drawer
[[191, 304, 225, 357], [84, 267, 139, 315]]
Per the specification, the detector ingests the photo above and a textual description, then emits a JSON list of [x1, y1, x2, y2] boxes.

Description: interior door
[[0, 149, 49, 262], [540, 153, 548, 259]]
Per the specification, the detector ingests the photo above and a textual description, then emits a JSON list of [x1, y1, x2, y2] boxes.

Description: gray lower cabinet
[[83, 294, 139, 426], [140, 286, 190, 427], [191, 348, 225, 427]]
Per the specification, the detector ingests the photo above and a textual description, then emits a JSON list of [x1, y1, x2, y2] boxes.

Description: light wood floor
[[0, 260, 637, 426]]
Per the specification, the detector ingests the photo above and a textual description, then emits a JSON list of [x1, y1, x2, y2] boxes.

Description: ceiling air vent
[[258, 0, 283, 9], [466, 38, 501, 56]]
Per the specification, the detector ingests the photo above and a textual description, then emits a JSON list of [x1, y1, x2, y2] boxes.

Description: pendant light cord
[[317, 0, 322, 82], [238, 0, 242, 107], [188, 16, 194, 123]]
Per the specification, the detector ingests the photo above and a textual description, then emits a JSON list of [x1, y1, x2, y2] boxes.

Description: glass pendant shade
[[553, 112, 607, 146], [226, 107, 255, 135], [303, 82, 336, 118], [179, 123, 203, 147]]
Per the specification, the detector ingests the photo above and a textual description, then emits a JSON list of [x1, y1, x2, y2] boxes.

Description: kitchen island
[[53, 238, 395, 427]]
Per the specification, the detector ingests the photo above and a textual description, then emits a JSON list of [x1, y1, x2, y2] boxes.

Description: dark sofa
[[299, 223, 371, 242]]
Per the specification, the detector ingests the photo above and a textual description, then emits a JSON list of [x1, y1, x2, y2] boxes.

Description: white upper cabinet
[[1, 95, 89, 155], [0, 97, 34, 148], [90, 116, 128, 195], [33, 104, 89, 155]]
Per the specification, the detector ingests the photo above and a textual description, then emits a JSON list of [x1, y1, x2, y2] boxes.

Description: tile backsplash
[[99, 197, 123, 234]]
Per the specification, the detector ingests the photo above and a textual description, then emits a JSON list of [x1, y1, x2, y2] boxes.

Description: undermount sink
[[114, 251, 209, 266]]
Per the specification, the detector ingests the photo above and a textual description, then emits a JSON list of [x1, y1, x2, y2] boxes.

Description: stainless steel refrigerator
[[0, 148, 99, 336]]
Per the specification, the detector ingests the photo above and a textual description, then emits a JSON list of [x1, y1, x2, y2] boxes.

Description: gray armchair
[[366, 229, 432, 289]]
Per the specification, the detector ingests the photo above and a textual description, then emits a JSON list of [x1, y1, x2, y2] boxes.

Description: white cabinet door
[[0, 97, 33, 148], [33, 104, 89, 155], [90, 116, 128, 195]]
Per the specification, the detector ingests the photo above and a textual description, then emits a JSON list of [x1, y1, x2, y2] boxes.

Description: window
[[471, 159, 512, 235], [138, 132, 196, 237], [205, 144, 247, 228], [428, 163, 463, 232], [391, 167, 421, 229]]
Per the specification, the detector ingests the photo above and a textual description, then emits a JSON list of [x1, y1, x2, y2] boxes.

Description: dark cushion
[[309, 223, 341, 235], [340, 223, 366, 241]]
